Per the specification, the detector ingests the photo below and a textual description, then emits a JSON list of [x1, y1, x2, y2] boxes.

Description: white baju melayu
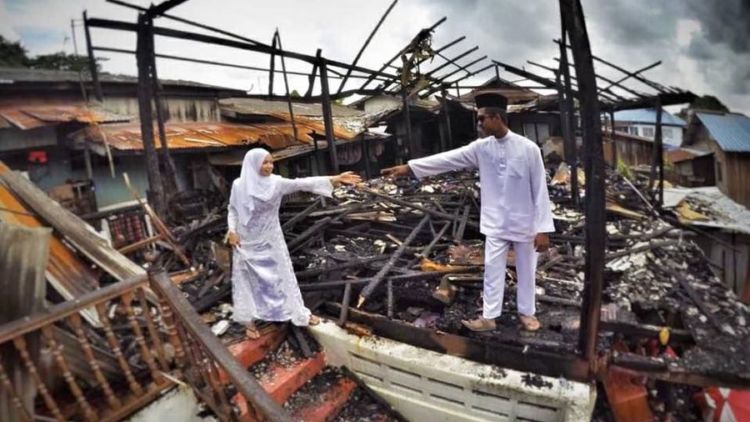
[[408, 130, 555, 319], [228, 149, 333, 326]]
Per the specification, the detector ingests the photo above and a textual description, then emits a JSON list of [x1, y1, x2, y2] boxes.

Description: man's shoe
[[461, 317, 496, 332], [519, 314, 541, 331]]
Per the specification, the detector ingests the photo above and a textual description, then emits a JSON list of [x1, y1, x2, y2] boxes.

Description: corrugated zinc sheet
[[614, 108, 687, 126], [75, 116, 357, 152], [0, 101, 130, 130], [0, 223, 49, 422], [697, 112, 750, 153], [0, 162, 100, 299]]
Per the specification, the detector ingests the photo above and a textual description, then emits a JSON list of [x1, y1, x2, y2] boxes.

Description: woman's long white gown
[[228, 176, 332, 326]]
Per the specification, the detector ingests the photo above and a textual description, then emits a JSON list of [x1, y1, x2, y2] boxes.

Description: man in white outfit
[[381, 93, 554, 331]]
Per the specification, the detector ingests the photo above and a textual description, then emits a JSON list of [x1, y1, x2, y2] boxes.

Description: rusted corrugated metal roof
[[0, 162, 100, 300], [220, 97, 364, 118], [73, 115, 358, 152], [0, 100, 130, 130]]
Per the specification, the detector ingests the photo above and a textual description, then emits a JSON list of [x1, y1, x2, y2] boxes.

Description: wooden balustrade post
[[121, 292, 165, 385], [0, 360, 33, 422], [94, 303, 144, 396], [67, 313, 122, 410], [12, 336, 64, 421], [40, 325, 98, 422]]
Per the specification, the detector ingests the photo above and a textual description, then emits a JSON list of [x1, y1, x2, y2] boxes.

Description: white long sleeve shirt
[[408, 131, 555, 242]]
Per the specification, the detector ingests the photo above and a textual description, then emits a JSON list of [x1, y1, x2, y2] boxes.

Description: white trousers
[[482, 237, 538, 319]]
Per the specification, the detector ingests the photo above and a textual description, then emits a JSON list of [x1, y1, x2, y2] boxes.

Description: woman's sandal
[[245, 325, 261, 339]]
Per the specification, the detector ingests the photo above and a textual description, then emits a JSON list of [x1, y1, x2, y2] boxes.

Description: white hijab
[[230, 148, 280, 226]]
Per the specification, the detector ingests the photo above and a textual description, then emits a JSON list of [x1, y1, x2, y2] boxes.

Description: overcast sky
[[1, 0, 748, 114]]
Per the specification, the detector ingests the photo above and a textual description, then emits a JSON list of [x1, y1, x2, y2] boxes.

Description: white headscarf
[[230, 148, 280, 226]]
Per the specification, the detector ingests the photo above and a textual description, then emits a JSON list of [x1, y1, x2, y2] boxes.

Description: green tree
[[0, 35, 100, 72], [690, 95, 729, 113], [0, 36, 29, 67], [27, 52, 99, 72]]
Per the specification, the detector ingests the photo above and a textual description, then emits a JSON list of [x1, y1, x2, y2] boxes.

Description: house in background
[[680, 110, 750, 208], [666, 147, 715, 187], [613, 108, 686, 148], [0, 66, 241, 212]]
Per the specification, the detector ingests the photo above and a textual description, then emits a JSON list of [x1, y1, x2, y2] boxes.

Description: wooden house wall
[[711, 138, 750, 208]]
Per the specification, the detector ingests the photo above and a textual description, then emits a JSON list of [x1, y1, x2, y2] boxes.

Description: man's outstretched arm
[[381, 144, 478, 180]]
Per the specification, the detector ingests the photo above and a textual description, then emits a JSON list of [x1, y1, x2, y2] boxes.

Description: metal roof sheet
[[0, 100, 130, 130], [664, 186, 750, 235], [221, 97, 364, 118], [696, 112, 750, 153], [614, 108, 686, 127], [0, 163, 100, 299], [74, 115, 357, 152]]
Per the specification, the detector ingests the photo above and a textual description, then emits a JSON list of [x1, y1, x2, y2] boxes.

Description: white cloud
[[2, 0, 747, 114]]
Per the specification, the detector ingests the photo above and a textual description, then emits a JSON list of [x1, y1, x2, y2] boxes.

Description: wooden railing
[[149, 270, 292, 422], [0, 271, 292, 422]]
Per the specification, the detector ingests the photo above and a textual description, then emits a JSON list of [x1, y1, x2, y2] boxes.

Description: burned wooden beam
[[295, 254, 390, 279], [325, 302, 591, 383], [319, 61, 340, 174], [281, 198, 321, 232], [82, 11, 103, 102], [299, 266, 481, 291], [357, 215, 430, 307], [87, 17, 398, 80], [338, 282, 352, 326], [611, 352, 750, 389], [361, 16, 447, 91], [135, 14, 166, 215], [287, 217, 332, 252], [559, 0, 606, 371], [336, 0, 398, 95], [361, 187, 479, 230]]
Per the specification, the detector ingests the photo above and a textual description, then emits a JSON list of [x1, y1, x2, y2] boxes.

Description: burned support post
[[441, 87, 453, 151], [337, 0, 398, 95], [609, 108, 617, 165], [319, 59, 339, 174], [361, 136, 372, 179], [558, 25, 579, 208], [146, 19, 178, 199], [82, 11, 103, 102], [338, 282, 352, 326], [305, 49, 321, 98], [401, 88, 415, 160], [275, 31, 299, 143], [357, 214, 430, 308], [135, 14, 166, 215], [268, 30, 277, 95], [560, 0, 606, 374], [649, 97, 664, 209]]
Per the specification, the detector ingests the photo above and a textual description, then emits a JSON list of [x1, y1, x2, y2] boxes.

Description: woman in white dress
[[227, 148, 361, 339]]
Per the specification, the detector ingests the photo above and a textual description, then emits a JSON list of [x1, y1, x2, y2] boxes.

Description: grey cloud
[[685, 0, 750, 54]]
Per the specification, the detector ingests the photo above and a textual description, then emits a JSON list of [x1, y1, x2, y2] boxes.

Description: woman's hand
[[331, 171, 362, 186], [226, 231, 240, 247]]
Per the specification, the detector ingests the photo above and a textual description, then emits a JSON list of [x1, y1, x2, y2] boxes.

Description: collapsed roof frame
[[83, 0, 500, 213], [492, 36, 696, 210]]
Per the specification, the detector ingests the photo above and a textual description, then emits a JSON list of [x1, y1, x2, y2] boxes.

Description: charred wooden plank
[[357, 215, 430, 307]]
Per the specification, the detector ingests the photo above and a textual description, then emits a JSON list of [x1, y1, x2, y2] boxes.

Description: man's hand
[[534, 233, 550, 252], [331, 171, 362, 186], [226, 231, 240, 248], [380, 164, 412, 179]]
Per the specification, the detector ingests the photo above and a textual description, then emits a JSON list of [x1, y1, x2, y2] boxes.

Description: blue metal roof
[[614, 108, 686, 126], [697, 112, 750, 153]]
